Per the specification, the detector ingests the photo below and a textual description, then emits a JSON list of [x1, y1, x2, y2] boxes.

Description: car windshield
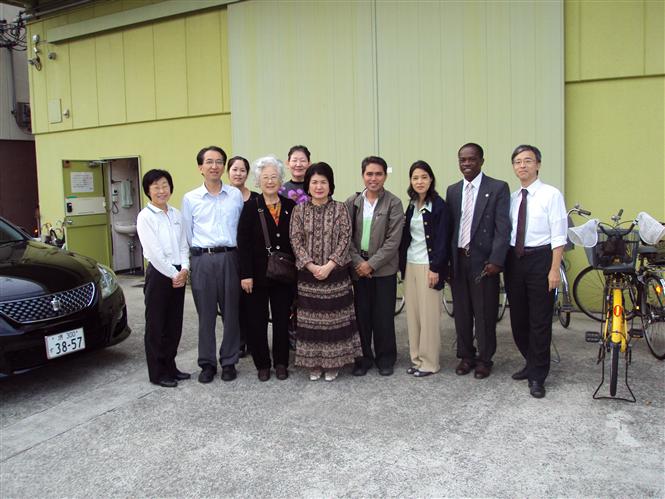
[[0, 219, 28, 243]]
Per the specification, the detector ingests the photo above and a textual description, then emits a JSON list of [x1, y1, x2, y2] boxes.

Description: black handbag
[[257, 202, 297, 284]]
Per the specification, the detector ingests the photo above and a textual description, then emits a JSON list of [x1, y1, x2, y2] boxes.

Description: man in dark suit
[[446, 143, 511, 379]]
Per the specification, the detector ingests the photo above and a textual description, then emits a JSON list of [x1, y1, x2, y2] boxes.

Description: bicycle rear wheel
[[394, 275, 405, 316], [555, 267, 571, 328], [442, 283, 454, 317], [573, 266, 605, 321], [643, 276, 665, 360], [609, 342, 620, 396]]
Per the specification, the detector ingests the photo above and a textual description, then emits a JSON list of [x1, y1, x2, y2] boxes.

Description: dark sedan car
[[0, 217, 131, 376]]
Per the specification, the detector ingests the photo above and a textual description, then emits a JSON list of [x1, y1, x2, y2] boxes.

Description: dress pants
[[245, 281, 295, 370], [505, 247, 554, 383], [190, 251, 241, 370], [452, 252, 499, 366], [404, 263, 442, 373], [143, 263, 185, 382], [353, 274, 398, 370]]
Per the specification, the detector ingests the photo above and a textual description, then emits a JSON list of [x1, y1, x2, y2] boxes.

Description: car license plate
[[45, 328, 86, 359]]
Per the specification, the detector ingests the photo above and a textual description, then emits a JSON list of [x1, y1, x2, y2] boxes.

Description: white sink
[[114, 221, 137, 237]]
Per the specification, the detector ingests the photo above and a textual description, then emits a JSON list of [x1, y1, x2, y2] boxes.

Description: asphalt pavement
[[1, 275, 663, 498]]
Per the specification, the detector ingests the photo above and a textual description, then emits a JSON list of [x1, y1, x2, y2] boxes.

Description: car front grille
[[0, 282, 96, 324]]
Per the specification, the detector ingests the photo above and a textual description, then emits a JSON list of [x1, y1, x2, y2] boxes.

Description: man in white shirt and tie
[[446, 143, 511, 379], [182, 146, 244, 383], [505, 144, 567, 398]]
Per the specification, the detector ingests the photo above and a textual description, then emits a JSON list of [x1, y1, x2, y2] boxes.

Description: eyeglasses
[[204, 160, 225, 166], [260, 176, 279, 183], [512, 159, 537, 166]]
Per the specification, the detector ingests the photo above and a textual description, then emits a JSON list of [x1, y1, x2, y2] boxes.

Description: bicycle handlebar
[[598, 221, 636, 238]]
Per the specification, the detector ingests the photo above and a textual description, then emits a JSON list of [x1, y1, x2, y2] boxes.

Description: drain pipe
[[20, 0, 96, 22]]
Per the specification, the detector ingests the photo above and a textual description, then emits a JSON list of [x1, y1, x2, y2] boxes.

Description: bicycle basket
[[643, 240, 665, 266], [585, 228, 640, 271]]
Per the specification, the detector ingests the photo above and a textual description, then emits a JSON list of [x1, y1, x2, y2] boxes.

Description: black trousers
[[143, 263, 185, 383], [505, 247, 554, 383], [245, 282, 295, 370], [353, 274, 397, 369], [452, 253, 499, 366]]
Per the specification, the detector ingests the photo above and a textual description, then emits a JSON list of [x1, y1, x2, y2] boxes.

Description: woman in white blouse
[[136, 169, 190, 387]]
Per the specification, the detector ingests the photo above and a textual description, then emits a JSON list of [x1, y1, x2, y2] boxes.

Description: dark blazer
[[398, 194, 450, 290], [445, 174, 511, 275], [237, 194, 296, 286]]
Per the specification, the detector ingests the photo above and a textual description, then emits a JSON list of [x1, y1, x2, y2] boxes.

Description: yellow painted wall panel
[[153, 18, 188, 119], [645, 0, 665, 75], [579, 0, 644, 80], [123, 25, 156, 122], [94, 1, 124, 17], [69, 38, 99, 128], [96, 32, 127, 125], [565, 76, 665, 274], [564, 0, 580, 82], [66, 5, 95, 23], [27, 22, 49, 134], [34, 115, 233, 227], [186, 11, 223, 116], [43, 17, 73, 132]]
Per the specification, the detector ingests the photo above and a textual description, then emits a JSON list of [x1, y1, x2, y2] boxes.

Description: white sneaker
[[324, 370, 339, 382], [309, 369, 322, 381]]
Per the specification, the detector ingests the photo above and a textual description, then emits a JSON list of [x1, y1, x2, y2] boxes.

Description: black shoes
[[153, 378, 177, 388], [173, 370, 191, 381], [474, 364, 491, 379], [221, 365, 237, 381], [529, 380, 546, 398], [455, 359, 475, 375], [275, 365, 289, 380], [378, 367, 394, 376], [257, 368, 270, 382], [352, 362, 369, 376], [198, 365, 216, 383], [511, 366, 529, 380]]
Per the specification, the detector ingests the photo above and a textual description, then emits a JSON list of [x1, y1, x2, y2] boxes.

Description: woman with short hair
[[136, 169, 190, 387], [237, 156, 296, 381], [289, 162, 362, 381]]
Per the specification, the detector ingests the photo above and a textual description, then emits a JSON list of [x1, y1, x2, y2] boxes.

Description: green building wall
[[25, 0, 664, 281]]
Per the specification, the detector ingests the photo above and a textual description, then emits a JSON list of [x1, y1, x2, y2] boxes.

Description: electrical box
[[65, 197, 106, 216]]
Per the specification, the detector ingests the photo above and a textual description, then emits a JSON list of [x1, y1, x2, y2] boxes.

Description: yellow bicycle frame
[[604, 287, 628, 353]]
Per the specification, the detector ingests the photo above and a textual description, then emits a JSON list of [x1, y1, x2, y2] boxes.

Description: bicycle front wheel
[[573, 266, 605, 322], [442, 283, 454, 317], [555, 269, 571, 328], [643, 276, 665, 360]]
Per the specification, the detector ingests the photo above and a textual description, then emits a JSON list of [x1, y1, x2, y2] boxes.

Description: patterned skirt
[[294, 266, 362, 369]]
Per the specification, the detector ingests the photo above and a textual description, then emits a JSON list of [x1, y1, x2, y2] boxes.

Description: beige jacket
[[345, 189, 404, 278]]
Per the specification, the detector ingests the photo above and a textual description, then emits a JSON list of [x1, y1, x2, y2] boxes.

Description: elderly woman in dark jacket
[[237, 155, 296, 382], [399, 160, 450, 377]]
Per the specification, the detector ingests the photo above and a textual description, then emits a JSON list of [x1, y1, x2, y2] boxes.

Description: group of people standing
[[136, 141, 567, 399]]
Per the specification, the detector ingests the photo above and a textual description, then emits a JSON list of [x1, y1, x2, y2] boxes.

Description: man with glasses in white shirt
[[182, 146, 244, 383], [505, 144, 567, 399]]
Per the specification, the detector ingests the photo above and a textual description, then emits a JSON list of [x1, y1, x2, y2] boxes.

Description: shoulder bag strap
[[256, 198, 272, 255]]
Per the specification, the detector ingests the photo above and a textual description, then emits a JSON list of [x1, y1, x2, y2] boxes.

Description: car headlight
[[97, 264, 119, 299]]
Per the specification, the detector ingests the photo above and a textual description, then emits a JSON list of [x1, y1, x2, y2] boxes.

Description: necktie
[[515, 188, 528, 257], [459, 183, 474, 249]]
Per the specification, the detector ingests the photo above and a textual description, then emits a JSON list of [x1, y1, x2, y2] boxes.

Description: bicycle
[[442, 273, 507, 322], [395, 274, 405, 316], [570, 209, 665, 401]]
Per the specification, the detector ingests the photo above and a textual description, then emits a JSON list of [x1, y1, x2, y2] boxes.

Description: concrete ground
[[1, 275, 663, 498]]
